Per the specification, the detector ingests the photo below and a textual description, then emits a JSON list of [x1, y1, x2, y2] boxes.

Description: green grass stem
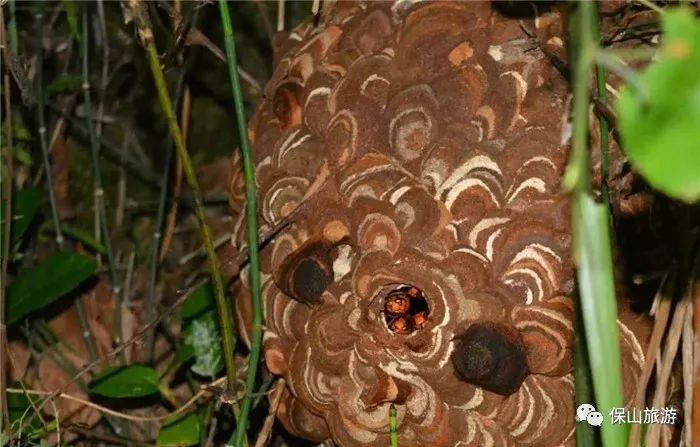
[[218, 3, 263, 446], [389, 404, 399, 447], [567, 2, 627, 446]]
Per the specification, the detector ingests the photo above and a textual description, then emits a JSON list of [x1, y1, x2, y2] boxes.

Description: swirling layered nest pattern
[[228, 2, 651, 446]]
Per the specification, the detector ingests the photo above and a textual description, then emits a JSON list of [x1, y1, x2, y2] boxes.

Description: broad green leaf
[[157, 413, 200, 447], [6, 252, 97, 325], [183, 312, 223, 377], [617, 7, 700, 202], [89, 365, 160, 398], [181, 282, 215, 322]]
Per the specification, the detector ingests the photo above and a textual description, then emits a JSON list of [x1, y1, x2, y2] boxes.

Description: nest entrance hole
[[383, 285, 430, 335]]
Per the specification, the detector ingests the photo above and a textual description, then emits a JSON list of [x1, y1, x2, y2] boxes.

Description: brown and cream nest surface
[[229, 2, 651, 446]]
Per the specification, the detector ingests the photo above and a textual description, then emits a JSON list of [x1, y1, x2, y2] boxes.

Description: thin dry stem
[[159, 86, 189, 262], [629, 273, 673, 447], [9, 376, 226, 423], [646, 294, 691, 446], [253, 379, 286, 447]]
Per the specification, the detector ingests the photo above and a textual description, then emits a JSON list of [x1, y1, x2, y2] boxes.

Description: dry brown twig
[[158, 86, 188, 262], [646, 295, 689, 446], [253, 378, 286, 447], [8, 376, 226, 423], [629, 272, 673, 447]]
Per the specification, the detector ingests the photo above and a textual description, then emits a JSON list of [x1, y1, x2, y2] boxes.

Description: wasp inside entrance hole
[[383, 285, 430, 335]]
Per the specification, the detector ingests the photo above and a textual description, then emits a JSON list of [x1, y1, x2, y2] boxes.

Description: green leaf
[[170, 344, 195, 371], [89, 365, 160, 398], [53, 223, 107, 254], [13, 119, 32, 142], [8, 388, 39, 427], [0, 187, 41, 246], [47, 74, 82, 96], [573, 196, 627, 447], [157, 413, 200, 447], [62, 0, 80, 42], [183, 312, 223, 378], [181, 282, 215, 322], [617, 7, 700, 202], [13, 145, 33, 167], [6, 252, 97, 325]]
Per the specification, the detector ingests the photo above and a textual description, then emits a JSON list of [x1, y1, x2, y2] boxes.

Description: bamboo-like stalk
[[35, 5, 64, 249], [74, 3, 107, 367], [125, 0, 240, 409], [218, 3, 263, 446], [80, 3, 124, 363]]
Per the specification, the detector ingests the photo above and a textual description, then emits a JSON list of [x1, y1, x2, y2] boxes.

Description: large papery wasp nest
[[229, 2, 650, 446]]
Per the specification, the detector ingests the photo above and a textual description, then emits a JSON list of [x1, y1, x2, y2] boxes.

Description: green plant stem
[[218, 3, 263, 447], [145, 8, 200, 362], [35, 5, 65, 250], [595, 32, 610, 212], [595, 50, 648, 104], [568, 2, 627, 447], [128, 0, 240, 411], [389, 404, 398, 447], [81, 3, 125, 363], [144, 64, 184, 363], [573, 295, 596, 446], [635, 0, 665, 14]]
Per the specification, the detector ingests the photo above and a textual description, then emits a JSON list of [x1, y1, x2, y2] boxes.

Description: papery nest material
[[229, 2, 652, 446]]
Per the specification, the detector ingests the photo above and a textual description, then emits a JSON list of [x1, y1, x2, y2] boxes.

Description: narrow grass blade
[[573, 196, 628, 446]]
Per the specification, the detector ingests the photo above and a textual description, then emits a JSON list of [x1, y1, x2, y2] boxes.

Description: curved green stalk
[[126, 0, 240, 412], [218, 3, 262, 446], [145, 42, 187, 363]]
